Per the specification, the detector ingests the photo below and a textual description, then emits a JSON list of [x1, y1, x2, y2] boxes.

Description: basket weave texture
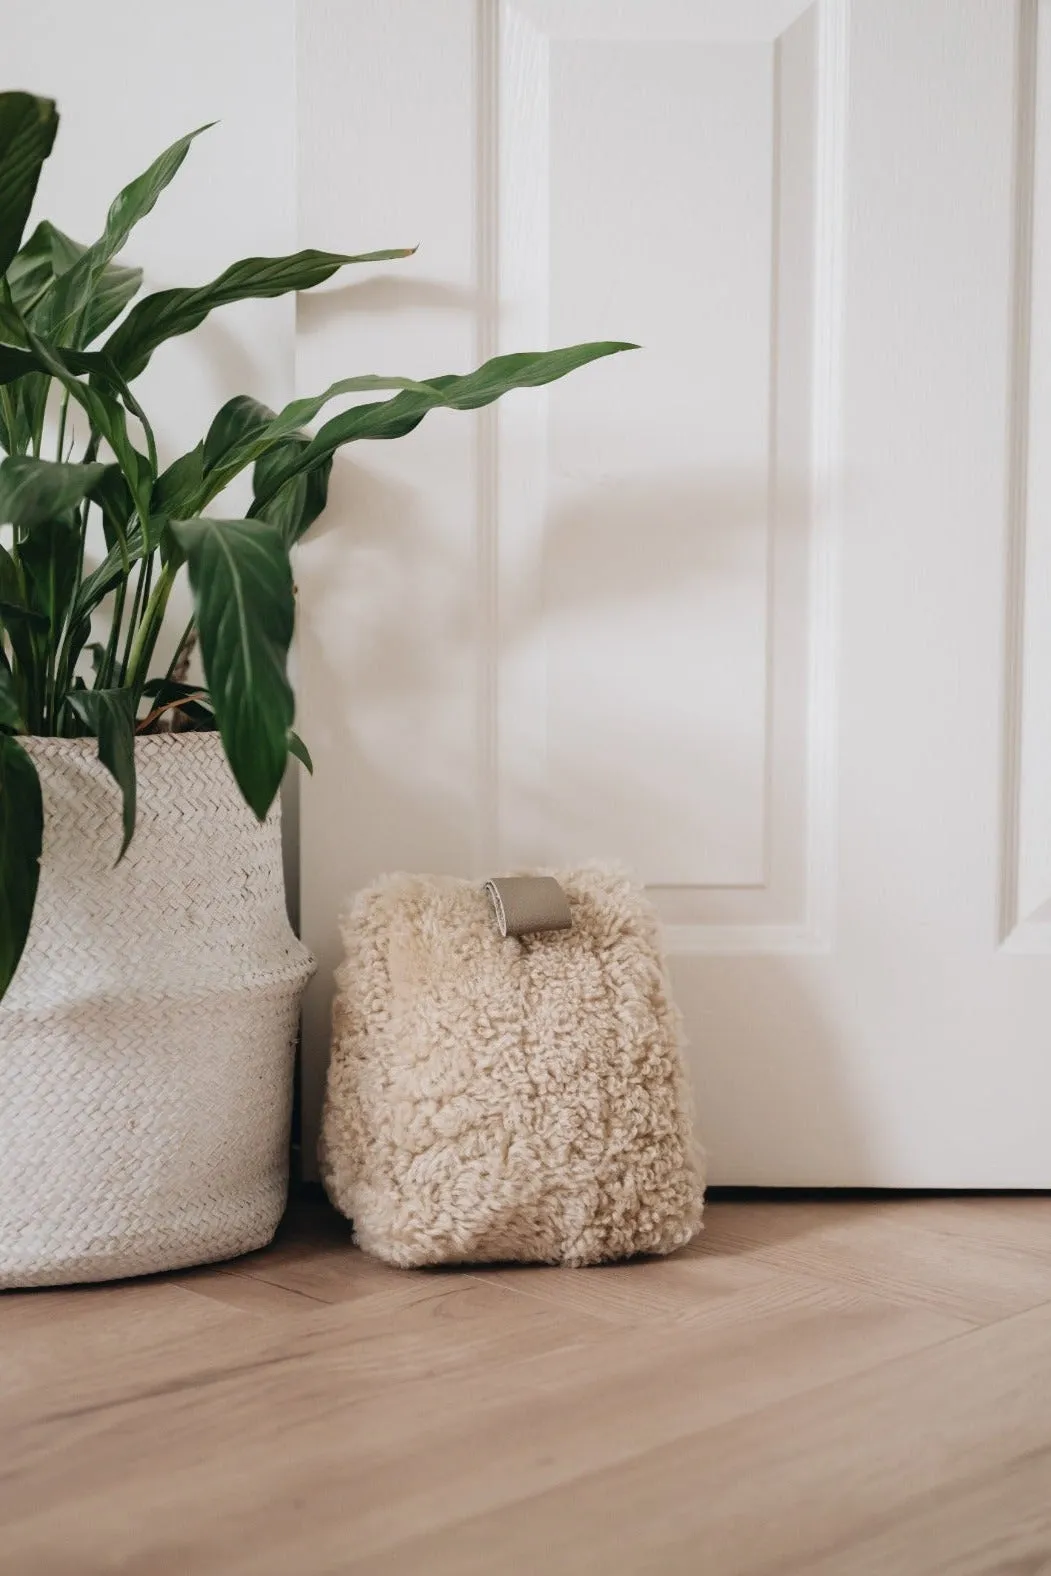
[[0, 733, 314, 1288]]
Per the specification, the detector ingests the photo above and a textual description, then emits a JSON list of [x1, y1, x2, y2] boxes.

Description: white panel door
[[297, 0, 1051, 1184]]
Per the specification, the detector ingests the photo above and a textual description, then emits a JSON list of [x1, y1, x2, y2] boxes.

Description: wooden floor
[[3, 1194, 1051, 1574]]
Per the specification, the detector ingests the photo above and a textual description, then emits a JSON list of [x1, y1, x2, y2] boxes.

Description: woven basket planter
[[0, 733, 314, 1289]]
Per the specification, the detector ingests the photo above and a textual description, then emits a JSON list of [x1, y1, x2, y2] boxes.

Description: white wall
[[295, 0, 486, 1171], [8, 1, 495, 1174], [9, 0, 297, 475], [7, 0, 302, 904]]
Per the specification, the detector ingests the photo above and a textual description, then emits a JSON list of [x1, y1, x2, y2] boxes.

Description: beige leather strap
[[484, 876, 573, 938]]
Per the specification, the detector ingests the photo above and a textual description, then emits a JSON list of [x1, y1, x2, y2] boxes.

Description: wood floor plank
[[227, 1239, 452, 1305], [0, 1280, 242, 1402], [789, 1448, 1051, 1576], [2, 1196, 1049, 1576], [168, 1263, 334, 1312], [476, 1234, 782, 1325], [220, 1196, 457, 1305], [1, 1273, 582, 1429], [364, 1300, 1051, 1576], [869, 1193, 1051, 1264], [702, 1198, 1051, 1323], [268, 1286, 969, 1574], [0, 1285, 605, 1574], [0, 1258, 967, 1571], [0, 1277, 605, 1517]]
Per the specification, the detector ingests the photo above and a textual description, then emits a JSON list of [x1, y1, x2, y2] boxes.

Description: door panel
[[297, 0, 1051, 1184]]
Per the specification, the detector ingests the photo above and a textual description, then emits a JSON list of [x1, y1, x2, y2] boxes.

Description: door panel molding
[[1002, 0, 1051, 953], [482, 0, 847, 953]]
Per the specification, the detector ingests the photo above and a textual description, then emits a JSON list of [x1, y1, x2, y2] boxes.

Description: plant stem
[[55, 390, 70, 462], [159, 616, 195, 689], [0, 387, 19, 456], [124, 561, 178, 704], [43, 630, 60, 733], [25, 658, 43, 734], [119, 550, 155, 686], [99, 579, 128, 691], [119, 555, 149, 683], [30, 377, 48, 460], [54, 500, 91, 715]]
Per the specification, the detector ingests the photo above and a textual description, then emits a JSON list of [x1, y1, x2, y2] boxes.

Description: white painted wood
[[1009, 0, 1051, 950], [493, 0, 841, 953], [289, 0, 1051, 1184]]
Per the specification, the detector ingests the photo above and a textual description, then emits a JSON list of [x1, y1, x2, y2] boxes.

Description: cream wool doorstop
[[320, 866, 705, 1267]]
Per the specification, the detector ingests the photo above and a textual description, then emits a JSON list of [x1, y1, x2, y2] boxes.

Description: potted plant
[[0, 91, 632, 1287]]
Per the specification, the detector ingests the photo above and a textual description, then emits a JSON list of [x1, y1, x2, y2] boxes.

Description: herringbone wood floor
[[3, 1192, 1051, 1574]]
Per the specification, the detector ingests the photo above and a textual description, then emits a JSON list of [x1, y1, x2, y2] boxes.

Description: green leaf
[[43, 123, 212, 342], [96, 125, 211, 256], [0, 329, 146, 422], [255, 343, 638, 506], [0, 93, 59, 275], [0, 600, 47, 630], [62, 611, 92, 678], [21, 328, 155, 543], [40, 224, 143, 343], [9, 375, 47, 462], [254, 374, 436, 441], [0, 599, 47, 629], [0, 324, 159, 527], [0, 540, 46, 680], [105, 247, 416, 381], [67, 687, 137, 859], [252, 443, 332, 546], [0, 351, 31, 385], [73, 523, 147, 622], [41, 219, 81, 274], [0, 665, 23, 730], [0, 732, 43, 1000], [199, 377, 434, 506], [168, 516, 294, 820], [0, 342, 89, 380], [80, 259, 144, 347], [203, 394, 274, 472], [0, 456, 106, 530], [19, 514, 81, 635], [174, 351, 629, 524], [426, 343, 639, 411], [0, 293, 26, 347], [152, 441, 203, 516], [140, 677, 206, 700], [0, 537, 25, 606], [0, 330, 155, 497], [0, 337, 144, 412], [88, 463, 135, 552], [6, 221, 58, 313], [287, 730, 313, 773], [7, 222, 143, 344], [139, 677, 214, 731]]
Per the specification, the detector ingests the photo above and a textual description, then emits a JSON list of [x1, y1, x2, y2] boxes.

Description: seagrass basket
[[0, 733, 314, 1288]]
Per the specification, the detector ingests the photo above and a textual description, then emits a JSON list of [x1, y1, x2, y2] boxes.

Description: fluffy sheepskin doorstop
[[320, 866, 705, 1268]]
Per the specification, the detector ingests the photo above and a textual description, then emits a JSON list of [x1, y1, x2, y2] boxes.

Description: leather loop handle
[[484, 876, 573, 938]]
